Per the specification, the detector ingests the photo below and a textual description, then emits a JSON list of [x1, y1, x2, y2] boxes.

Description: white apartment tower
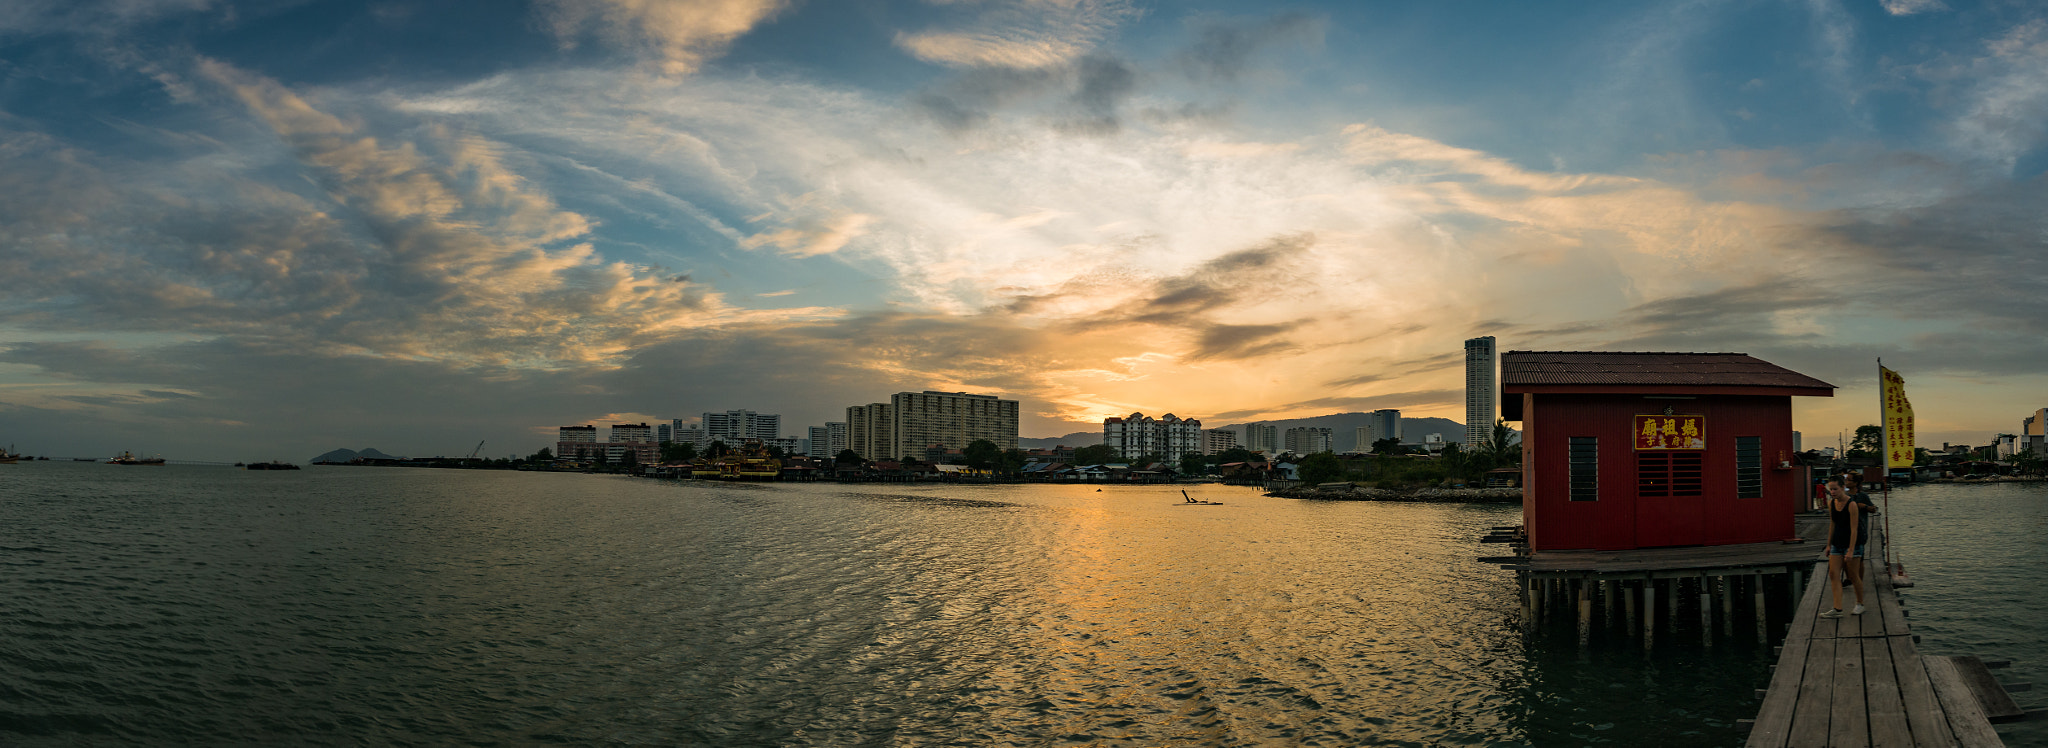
[[1103, 412, 1204, 462], [807, 426, 831, 459], [1243, 423, 1280, 454], [1465, 336, 1497, 448], [846, 403, 896, 460], [703, 410, 781, 446], [1204, 428, 1238, 455], [555, 425, 599, 461], [1283, 427, 1334, 455], [890, 391, 1020, 458]]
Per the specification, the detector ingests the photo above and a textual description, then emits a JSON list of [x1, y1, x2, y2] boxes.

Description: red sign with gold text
[[1634, 414, 1706, 450]]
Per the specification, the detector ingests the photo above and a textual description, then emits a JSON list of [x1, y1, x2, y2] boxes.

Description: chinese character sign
[[1880, 366, 1915, 469], [1634, 414, 1706, 450]]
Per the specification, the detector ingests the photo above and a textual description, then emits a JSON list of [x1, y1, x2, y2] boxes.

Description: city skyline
[[1, 1, 2043, 462]]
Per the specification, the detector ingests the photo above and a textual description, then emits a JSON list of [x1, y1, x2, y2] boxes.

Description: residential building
[[556, 425, 599, 461], [1792, 430, 1803, 453], [606, 423, 658, 464], [1103, 412, 1204, 462], [703, 410, 780, 445], [847, 402, 896, 460], [1284, 427, 1334, 455], [1356, 409, 1401, 450], [2027, 408, 2048, 457], [1243, 423, 1279, 453], [890, 391, 1019, 458], [1465, 336, 1497, 448], [672, 426, 708, 449], [808, 426, 831, 458], [656, 423, 671, 444], [1204, 428, 1238, 454], [770, 436, 808, 456], [825, 421, 848, 458]]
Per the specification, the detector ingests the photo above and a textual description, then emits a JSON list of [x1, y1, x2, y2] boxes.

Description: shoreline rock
[[1266, 486, 1522, 503]]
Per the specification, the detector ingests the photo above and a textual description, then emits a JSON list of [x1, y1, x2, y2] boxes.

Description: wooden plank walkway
[[1746, 556, 2004, 747], [1508, 515, 1829, 575]]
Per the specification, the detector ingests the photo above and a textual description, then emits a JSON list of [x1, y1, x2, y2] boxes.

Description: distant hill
[[1023, 414, 1515, 453], [311, 447, 401, 463], [1018, 431, 1102, 450]]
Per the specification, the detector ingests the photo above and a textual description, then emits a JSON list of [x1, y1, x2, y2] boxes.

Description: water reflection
[[14, 468, 2028, 747]]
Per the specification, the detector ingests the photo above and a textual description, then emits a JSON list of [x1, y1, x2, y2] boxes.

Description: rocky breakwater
[[1267, 484, 1522, 504]]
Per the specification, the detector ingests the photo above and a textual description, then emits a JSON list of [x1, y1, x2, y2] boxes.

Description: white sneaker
[[1853, 604, 1865, 615], [1819, 608, 1845, 619]]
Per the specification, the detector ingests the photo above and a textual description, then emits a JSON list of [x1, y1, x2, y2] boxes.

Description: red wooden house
[[1503, 352, 1835, 551]]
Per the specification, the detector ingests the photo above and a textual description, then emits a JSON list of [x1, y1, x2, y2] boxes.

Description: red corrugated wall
[[1523, 393, 1797, 551]]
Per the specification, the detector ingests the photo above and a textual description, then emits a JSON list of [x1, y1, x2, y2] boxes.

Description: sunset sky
[[2, 0, 2043, 461]]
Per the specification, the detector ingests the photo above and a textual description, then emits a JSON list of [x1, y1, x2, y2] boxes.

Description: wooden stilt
[[1667, 576, 1679, 635], [1577, 580, 1591, 649], [1642, 579, 1656, 652], [1623, 579, 1637, 636], [1791, 566, 1805, 612], [1603, 579, 1616, 630], [1754, 570, 1768, 642], [1700, 575, 1714, 648], [1720, 576, 1735, 638]]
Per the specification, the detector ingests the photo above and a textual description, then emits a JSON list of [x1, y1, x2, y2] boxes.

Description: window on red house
[[1638, 451, 1703, 497], [1736, 436, 1763, 498], [1568, 437, 1598, 501]]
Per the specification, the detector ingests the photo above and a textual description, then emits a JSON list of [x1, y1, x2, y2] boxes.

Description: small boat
[[245, 461, 301, 470], [107, 451, 166, 466], [1175, 501, 1225, 505], [0, 446, 19, 464]]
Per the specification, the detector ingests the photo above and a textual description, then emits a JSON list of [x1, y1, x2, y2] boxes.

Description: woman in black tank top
[[1820, 474, 1867, 618]]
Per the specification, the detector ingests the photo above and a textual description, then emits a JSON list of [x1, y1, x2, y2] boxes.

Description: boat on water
[[244, 461, 301, 470], [107, 451, 166, 466], [0, 446, 19, 464]]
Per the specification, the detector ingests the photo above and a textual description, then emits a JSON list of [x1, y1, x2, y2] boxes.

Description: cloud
[[540, 0, 788, 75], [0, 0, 215, 36], [1175, 13, 1323, 84], [895, 0, 1134, 69], [1946, 20, 2048, 169], [1878, 0, 1947, 15]]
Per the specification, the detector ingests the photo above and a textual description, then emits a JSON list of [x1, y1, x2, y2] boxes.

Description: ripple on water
[[4, 468, 2043, 746]]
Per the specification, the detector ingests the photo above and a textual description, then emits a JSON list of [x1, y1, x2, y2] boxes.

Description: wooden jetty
[[1481, 516, 2034, 745], [1745, 554, 2021, 747]]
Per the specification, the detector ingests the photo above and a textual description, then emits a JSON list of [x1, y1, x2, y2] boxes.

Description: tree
[[658, 440, 696, 463], [1213, 446, 1257, 465], [1484, 418, 1519, 463], [835, 449, 865, 466], [1132, 453, 1163, 467], [766, 445, 786, 460], [1001, 448, 1028, 475], [1371, 437, 1404, 455], [528, 446, 554, 462], [707, 440, 730, 458], [1073, 444, 1121, 465], [618, 449, 638, 468], [962, 439, 1001, 470], [1848, 425, 1883, 458], [1179, 452, 1208, 476], [1297, 451, 1346, 485]]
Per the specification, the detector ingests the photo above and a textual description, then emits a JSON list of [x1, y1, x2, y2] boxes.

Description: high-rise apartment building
[[606, 422, 657, 464], [891, 391, 1019, 458], [1204, 428, 1238, 455], [846, 403, 896, 460], [703, 410, 780, 446], [672, 426, 708, 448], [656, 423, 671, 444], [1361, 409, 1402, 450], [1243, 423, 1279, 453], [807, 426, 831, 458], [555, 425, 599, 461], [1284, 427, 1334, 455], [825, 421, 849, 458], [1465, 336, 1497, 448], [1102, 412, 1204, 462]]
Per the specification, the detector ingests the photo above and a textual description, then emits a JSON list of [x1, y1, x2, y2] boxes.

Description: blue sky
[[1, 0, 2043, 461]]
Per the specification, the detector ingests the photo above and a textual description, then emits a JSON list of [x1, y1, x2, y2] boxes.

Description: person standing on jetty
[[1820, 475, 1868, 618]]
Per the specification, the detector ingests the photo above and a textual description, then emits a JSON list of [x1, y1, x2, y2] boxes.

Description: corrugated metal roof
[[1501, 351, 1835, 389]]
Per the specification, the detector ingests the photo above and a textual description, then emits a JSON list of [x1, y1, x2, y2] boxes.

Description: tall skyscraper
[[1204, 429, 1238, 455], [1102, 412, 1203, 462], [1243, 423, 1279, 453], [825, 421, 849, 457], [1465, 336, 1497, 448], [891, 391, 1019, 458], [807, 426, 831, 458]]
